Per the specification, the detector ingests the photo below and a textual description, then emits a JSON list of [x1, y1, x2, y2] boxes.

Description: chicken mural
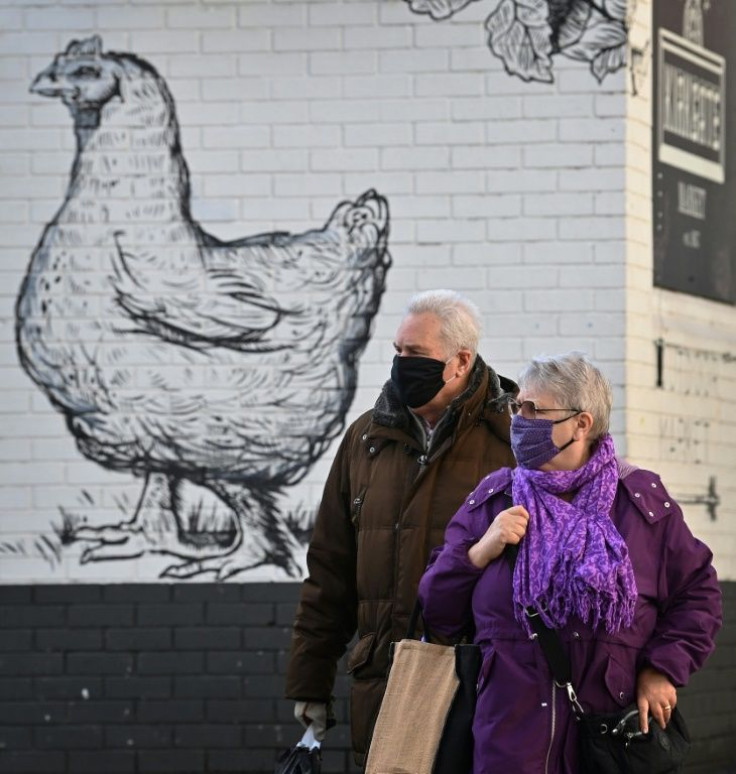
[[16, 36, 391, 580]]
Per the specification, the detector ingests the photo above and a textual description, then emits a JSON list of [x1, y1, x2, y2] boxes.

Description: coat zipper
[[544, 680, 556, 774]]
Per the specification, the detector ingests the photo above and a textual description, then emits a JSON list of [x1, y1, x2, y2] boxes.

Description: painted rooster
[[17, 36, 391, 579]]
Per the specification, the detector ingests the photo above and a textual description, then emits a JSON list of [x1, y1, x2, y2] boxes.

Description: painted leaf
[[599, 0, 628, 23], [555, 0, 592, 50], [486, 0, 554, 83], [559, 4, 627, 82], [404, 0, 481, 21]]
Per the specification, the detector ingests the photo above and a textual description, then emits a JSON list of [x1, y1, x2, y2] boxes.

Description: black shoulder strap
[[503, 544, 572, 686]]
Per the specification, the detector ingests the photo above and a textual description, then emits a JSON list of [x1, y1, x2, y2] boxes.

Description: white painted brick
[[0, 201, 28, 223], [240, 101, 309, 125], [239, 148, 308, 173], [272, 77, 342, 100], [486, 170, 557, 193], [203, 78, 269, 102], [131, 30, 199, 53], [415, 22, 483, 48], [241, 2, 307, 27], [380, 99, 448, 123], [416, 266, 488, 290], [493, 267, 557, 289], [487, 218, 557, 242], [595, 94, 626, 117], [0, 57, 27, 79], [200, 29, 270, 54], [191, 197, 239, 222], [310, 51, 376, 76], [274, 26, 341, 52], [0, 173, 64, 198], [523, 241, 593, 265], [345, 123, 411, 147], [204, 173, 271, 197], [345, 25, 410, 49], [30, 200, 62, 224], [238, 52, 306, 77], [559, 265, 624, 288], [560, 118, 624, 142], [0, 31, 57, 55], [379, 48, 449, 73], [309, 2, 375, 26], [378, 2, 417, 25], [167, 5, 234, 27], [486, 119, 556, 144], [452, 96, 522, 121], [453, 242, 521, 266], [24, 7, 95, 29], [273, 173, 342, 197], [167, 55, 235, 79], [595, 143, 625, 167], [343, 171, 413, 195], [244, 197, 311, 222], [523, 193, 594, 217], [274, 124, 340, 148], [523, 95, 594, 118], [382, 146, 449, 171], [595, 192, 625, 215], [310, 148, 378, 172], [593, 288, 625, 311], [523, 143, 594, 169], [416, 170, 484, 194], [559, 217, 624, 240], [0, 8, 22, 29], [558, 168, 625, 191], [0, 487, 30, 509], [416, 122, 484, 146], [0, 105, 27, 127], [452, 145, 522, 170], [178, 102, 240, 126], [185, 149, 240, 173], [450, 47, 494, 72], [390, 195, 451, 219], [203, 126, 270, 149], [344, 75, 411, 99], [557, 66, 625, 94], [309, 99, 382, 124], [452, 194, 521, 218], [416, 219, 486, 244], [415, 72, 484, 98], [98, 6, 165, 28]]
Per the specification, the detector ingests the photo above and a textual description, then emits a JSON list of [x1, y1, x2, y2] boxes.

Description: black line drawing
[[15, 35, 391, 580], [405, 0, 638, 86]]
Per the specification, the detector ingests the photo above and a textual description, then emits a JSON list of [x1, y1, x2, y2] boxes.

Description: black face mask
[[391, 355, 451, 409]]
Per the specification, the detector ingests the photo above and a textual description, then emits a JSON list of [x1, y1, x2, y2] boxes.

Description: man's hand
[[468, 505, 529, 569], [636, 666, 677, 733], [294, 701, 328, 741]]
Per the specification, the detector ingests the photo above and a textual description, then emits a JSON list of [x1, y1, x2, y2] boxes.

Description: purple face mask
[[510, 414, 576, 469]]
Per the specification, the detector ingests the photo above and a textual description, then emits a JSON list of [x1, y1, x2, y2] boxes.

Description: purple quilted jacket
[[418, 463, 722, 774]]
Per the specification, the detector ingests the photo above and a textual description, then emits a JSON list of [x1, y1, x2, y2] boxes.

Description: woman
[[419, 353, 722, 774]]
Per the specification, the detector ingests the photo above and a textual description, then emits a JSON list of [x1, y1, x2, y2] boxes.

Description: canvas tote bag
[[363, 639, 461, 774]]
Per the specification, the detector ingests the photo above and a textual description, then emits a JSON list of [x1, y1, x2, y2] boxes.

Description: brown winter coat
[[285, 357, 517, 763]]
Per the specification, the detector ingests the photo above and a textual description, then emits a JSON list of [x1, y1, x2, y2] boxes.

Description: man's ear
[[455, 349, 473, 376]]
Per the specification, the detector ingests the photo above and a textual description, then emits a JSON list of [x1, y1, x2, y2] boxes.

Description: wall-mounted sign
[[653, 0, 735, 305]]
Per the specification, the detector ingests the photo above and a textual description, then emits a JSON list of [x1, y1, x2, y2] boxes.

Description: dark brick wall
[[0, 581, 733, 774]]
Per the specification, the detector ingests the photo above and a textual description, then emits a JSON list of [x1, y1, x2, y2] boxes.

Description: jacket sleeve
[[285, 429, 359, 702], [418, 495, 490, 638], [638, 501, 722, 687]]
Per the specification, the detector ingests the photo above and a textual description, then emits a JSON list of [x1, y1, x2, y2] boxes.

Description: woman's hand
[[468, 505, 529, 569], [636, 666, 677, 733]]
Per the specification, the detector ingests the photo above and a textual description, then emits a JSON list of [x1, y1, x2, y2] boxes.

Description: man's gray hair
[[517, 352, 612, 438], [405, 289, 481, 360]]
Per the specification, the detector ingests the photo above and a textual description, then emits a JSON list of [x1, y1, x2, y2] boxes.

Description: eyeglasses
[[507, 399, 582, 421]]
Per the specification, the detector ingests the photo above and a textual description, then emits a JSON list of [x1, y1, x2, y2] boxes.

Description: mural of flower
[[405, 0, 632, 84]]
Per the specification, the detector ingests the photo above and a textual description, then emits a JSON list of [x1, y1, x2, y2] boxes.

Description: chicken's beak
[[30, 68, 65, 97]]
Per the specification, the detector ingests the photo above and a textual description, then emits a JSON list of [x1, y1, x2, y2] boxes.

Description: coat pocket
[[347, 632, 376, 676], [603, 652, 637, 708]]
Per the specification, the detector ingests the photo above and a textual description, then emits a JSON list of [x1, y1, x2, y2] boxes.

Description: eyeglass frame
[[507, 399, 582, 421]]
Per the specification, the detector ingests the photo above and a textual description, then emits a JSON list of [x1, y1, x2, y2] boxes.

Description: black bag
[[273, 743, 322, 774], [432, 641, 481, 774], [578, 704, 691, 774]]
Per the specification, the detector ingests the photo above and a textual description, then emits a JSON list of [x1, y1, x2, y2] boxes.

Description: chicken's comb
[[64, 35, 102, 59]]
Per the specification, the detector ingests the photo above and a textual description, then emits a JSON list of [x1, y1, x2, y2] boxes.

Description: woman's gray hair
[[405, 290, 481, 360], [517, 352, 612, 438]]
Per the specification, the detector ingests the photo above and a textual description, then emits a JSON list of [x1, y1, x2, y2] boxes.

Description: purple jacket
[[418, 464, 722, 774]]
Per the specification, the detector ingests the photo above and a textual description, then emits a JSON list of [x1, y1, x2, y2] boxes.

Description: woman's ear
[[575, 411, 595, 439]]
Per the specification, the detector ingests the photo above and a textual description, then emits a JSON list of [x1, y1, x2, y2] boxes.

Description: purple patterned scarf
[[511, 435, 637, 634]]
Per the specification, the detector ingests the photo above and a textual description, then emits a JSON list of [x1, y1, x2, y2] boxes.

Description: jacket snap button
[[353, 497, 361, 505], [634, 493, 641, 498], [664, 501, 670, 508], [362, 434, 368, 441], [648, 511, 654, 518], [529, 633, 538, 640], [651, 482, 657, 488], [469, 499, 475, 505], [619, 692, 625, 700], [488, 488, 494, 493], [369, 446, 376, 454], [572, 631, 580, 639]]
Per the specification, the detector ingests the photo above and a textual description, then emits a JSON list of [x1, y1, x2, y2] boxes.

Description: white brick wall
[[0, 0, 732, 582]]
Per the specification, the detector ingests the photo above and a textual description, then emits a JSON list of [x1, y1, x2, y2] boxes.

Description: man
[[285, 289, 517, 764]]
